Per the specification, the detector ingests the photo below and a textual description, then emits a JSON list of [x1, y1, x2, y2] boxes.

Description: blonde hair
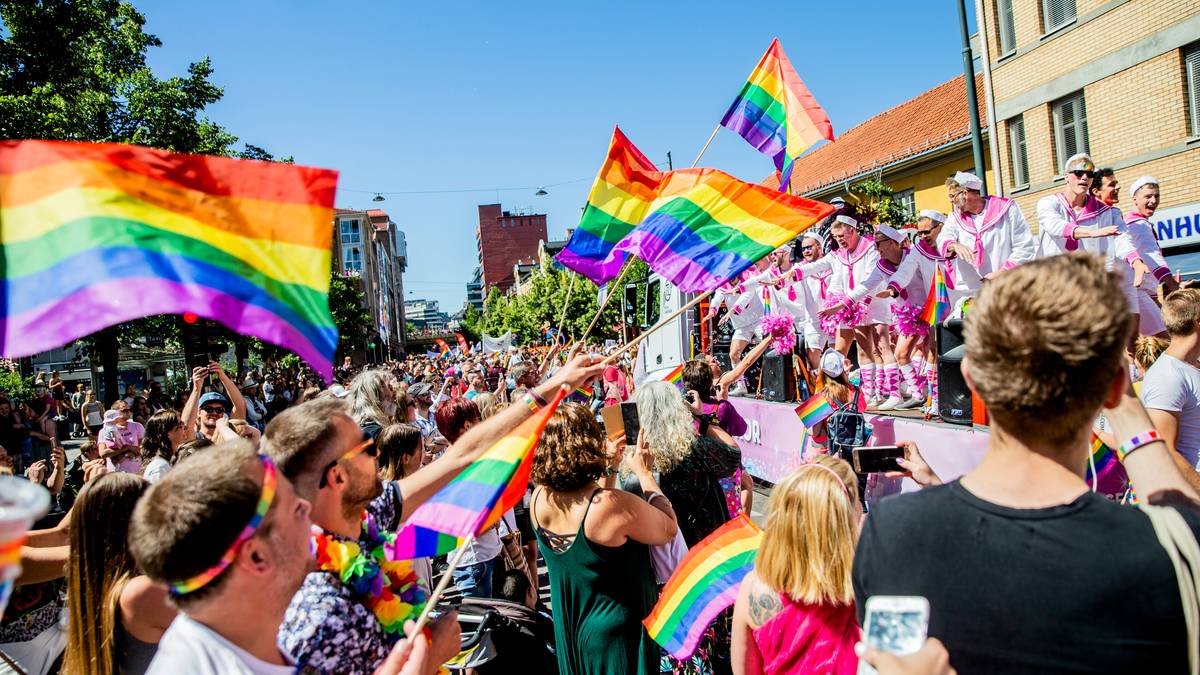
[[1163, 288, 1200, 337], [473, 393, 503, 420], [1134, 335, 1169, 372], [755, 455, 858, 606], [964, 254, 1132, 445], [634, 381, 694, 474]]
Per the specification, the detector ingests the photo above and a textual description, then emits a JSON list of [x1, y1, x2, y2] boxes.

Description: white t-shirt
[[143, 456, 171, 484], [147, 614, 295, 675], [1140, 353, 1200, 468]]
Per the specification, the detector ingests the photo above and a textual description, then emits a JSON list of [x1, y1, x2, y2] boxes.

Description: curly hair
[[635, 381, 696, 474], [533, 403, 607, 493]]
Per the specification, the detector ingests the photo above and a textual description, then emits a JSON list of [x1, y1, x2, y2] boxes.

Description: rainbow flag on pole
[[720, 38, 834, 191], [555, 127, 834, 291], [0, 140, 339, 378], [1085, 433, 1116, 483], [435, 338, 451, 362], [919, 265, 951, 327], [387, 386, 567, 559], [644, 514, 763, 659], [794, 392, 834, 428]]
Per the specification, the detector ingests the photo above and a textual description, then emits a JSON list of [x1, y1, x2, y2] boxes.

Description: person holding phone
[[853, 254, 1200, 672], [732, 455, 862, 675]]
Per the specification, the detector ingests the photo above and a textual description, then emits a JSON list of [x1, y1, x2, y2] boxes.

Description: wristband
[[522, 393, 539, 413], [527, 389, 548, 407], [1117, 430, 1162, 462]]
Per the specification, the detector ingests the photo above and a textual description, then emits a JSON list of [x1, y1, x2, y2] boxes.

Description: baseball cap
[[820, 349, 845, 378], [198, 392, 229, 409], [409, 383, 432, 397]]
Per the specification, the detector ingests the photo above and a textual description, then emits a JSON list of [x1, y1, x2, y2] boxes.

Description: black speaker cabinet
[[937, 344, 972, 425], [758, 354, 796, 402], [938, 319, 966, 356]]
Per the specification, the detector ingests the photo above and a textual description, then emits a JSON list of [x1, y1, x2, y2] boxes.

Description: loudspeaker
[[938, 319, 966, 356], [758, 354, 796, 402], [937, 344, 972, 425]]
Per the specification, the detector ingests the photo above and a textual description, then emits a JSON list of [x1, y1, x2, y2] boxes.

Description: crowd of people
[[4, 154, 1200, 675]]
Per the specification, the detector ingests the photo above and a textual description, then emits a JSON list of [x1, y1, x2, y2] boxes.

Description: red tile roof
[[767, 75, 984, 194]]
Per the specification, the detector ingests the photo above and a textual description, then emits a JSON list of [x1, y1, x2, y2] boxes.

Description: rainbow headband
[[169, 454, 278, 596]]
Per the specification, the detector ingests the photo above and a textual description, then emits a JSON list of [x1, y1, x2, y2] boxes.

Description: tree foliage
[[329, 271, 371, 360], [846, 179, 911, 228]]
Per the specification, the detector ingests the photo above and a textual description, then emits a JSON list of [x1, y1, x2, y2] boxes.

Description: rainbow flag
[[435, 338, 451, 362], [555, 127, 834, 291], [0, 140, 338, 378], [794, 392, 834, 428], [720, 39, 834, 190], [644, 514, 763, 659], [387, 386, 568, 559], [1085, 433, 1116, 483], [455, 332, 469, 353], [661, 364, 684, 388], [919, 265, 951, 327]]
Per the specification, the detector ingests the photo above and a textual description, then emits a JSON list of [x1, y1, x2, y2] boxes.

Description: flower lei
[[312, 512, 428, 635]]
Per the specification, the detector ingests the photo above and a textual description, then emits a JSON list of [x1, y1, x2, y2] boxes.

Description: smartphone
[[620, 401, 640, 445], [858, 595, 930, 675], [852, 445, 904, 473], [600, 404, 624, 441]]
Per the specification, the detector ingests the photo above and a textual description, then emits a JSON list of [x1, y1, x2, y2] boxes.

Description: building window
[[1052, 92, 1089, 170], [1187, 43, 1200, 135], [343, 247, 362, 272], [1041, 0, 1076, 34], [1007, 116, 1029, 186], [996, 0, 1017, 54], [340, 219, 360, 244], [893, 189, 916, 219]]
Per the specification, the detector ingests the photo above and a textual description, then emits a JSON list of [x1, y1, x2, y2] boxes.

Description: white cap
[[918, 209, 946, 223], [1063, 153, 1095, 174], [874, 224, 904, 243], [953, 171, 982, 191], [834, 215, 858, 228], [802, 230, 826, 248], [820, 349, 844, 378], [1130, 175, 1159, 197]]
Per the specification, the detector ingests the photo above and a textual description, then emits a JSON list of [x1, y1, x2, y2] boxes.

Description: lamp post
[[957, 0, 989, 195]]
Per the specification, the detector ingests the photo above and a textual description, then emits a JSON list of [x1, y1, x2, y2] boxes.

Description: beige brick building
[[980, 0, 1200, 268]]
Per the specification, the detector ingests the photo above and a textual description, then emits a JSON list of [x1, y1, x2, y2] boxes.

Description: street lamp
[[535, 187, 548, 196], [373, 194, 385, 202]]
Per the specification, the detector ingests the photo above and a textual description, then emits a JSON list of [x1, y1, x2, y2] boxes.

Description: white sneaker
[[877, 395, 904, 411], [897, 396, 924, 410], [730, 381, 748, 396], [866, 396, 883, 409]]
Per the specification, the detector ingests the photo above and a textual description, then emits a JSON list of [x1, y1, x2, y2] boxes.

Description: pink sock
[[884, 364, 900, 398], [860, 363, 876, 399], [899, 363, 918, 398], [875, 364, 886, 398]]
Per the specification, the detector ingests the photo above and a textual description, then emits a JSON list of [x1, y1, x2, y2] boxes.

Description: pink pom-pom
[[890, 301, 929, 338], [819, 293, 866, 336], [758, 312, 796, 354]]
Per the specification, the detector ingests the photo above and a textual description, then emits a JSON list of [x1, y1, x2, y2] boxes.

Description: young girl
[[731, 455, 861, 674]]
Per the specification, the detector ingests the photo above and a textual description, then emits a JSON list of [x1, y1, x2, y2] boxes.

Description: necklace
[[312, 512, 428, 635]]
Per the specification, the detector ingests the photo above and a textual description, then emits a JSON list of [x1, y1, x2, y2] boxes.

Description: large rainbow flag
[[555, 127, 834, 292], [0, 140, 339, 378], [919, 265, 951, 327], [387, 386, 568, 559], [720, 39, 834, 191], [645, 514, 763, 659]]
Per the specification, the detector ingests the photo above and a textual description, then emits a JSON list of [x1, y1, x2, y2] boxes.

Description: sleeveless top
[[113, 606, 158, 674], [532, 488, 659, 675], [751, 594, 860, 674]]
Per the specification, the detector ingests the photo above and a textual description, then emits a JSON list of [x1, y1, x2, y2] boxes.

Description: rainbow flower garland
[[312, 512, 428, 635]]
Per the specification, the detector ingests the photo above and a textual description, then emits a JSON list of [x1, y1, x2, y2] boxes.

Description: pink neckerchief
[[1125, 210, 1159, 242], [914, 239, 955, 289], [832, 236, 874, 289], [1055, 193, 1112, 250], [952, 196, 1012, 266], [772, 263, 798, 302]]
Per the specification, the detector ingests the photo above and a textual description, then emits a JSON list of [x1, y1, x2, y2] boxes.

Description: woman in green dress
[[531, 403, 679, 675]]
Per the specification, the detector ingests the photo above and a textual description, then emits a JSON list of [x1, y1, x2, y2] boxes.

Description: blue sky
[[137, 0, 976, 311]]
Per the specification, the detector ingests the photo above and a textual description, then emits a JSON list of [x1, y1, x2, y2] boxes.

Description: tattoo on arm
[[747, 589, 783, 625]]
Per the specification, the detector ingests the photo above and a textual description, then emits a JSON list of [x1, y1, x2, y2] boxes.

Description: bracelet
[[522, 393, 539, 413], [527, 389, 548, 407], [1118, 430, 1163, 462]]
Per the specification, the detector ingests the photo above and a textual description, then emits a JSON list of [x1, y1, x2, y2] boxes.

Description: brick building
[[475, 203, 548, 293], [981, 0, 1200, 268]]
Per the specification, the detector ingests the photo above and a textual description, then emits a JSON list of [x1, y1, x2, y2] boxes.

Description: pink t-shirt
[[751, 596, 860, 674]]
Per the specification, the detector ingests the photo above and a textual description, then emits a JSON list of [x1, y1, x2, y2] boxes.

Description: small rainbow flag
[[919, 265, 951, 327], [794, 392, 834, 428], [554, 127, 834, 292], [435, 338, 451, 362], [761, 286, 772, 315], [0, 140, 339, 378], [1085, 433, 1116, 483], [720, 39, 834, 190], [387, 386, 567, 560], [644, 514, 763, 659], [661, 364, 684, 389]]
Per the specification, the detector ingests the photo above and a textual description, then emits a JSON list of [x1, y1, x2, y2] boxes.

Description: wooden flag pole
[[555, 271, 578, 341], [408, 532, 476, 638], [603, 291, 712, 366], [579, 260, 635, 344], [691, 124, 722, 168]]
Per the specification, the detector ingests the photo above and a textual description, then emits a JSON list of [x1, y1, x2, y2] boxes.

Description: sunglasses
[[800, 245, 816, 251], [916, 228, 936, 236], [1069, 170, 1095, 179], [318, 432, 377, 488], [202, 406, 226, 415]]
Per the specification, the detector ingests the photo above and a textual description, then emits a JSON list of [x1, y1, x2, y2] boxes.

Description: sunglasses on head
[[318, 431, 377, 488], [1069, 169, 1095, 179]]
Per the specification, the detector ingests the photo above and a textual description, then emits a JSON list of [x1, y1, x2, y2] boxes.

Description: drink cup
[[0, 476, 51, 618]]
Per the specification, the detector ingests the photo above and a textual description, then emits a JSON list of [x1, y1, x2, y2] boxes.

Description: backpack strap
[[1142, 503, 1200, 675]]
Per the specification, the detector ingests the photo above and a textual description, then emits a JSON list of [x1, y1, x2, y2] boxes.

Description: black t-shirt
[[660, 436, 741, 547], [853, 481, 1198, 674]]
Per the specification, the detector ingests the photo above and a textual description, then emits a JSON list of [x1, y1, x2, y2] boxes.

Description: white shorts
[[864, 297, 893, 325], [732, 325, 762, 343], [1137, 289, 1166, 335]]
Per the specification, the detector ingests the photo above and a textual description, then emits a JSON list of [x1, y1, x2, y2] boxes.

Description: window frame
[[1040, 0, 1077, 34], [1007, 115, 1030, 187], [339, 219, 361, 245], [1186, 43, 1200, 136], [1051, 92, 1089, 171], [893, 189, 916, 220], [996, 0, 1017, 54]]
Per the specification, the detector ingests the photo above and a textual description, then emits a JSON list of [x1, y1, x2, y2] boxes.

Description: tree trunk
[[97, 327, 120, 406]]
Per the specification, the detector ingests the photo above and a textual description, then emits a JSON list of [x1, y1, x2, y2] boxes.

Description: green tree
[[1, 0, 282, 401], [329, 271, 371, 361], [847, 179, 911, 228]]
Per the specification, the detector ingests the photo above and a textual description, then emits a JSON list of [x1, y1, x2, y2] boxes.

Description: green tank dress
[[534, 488, 660, 675]]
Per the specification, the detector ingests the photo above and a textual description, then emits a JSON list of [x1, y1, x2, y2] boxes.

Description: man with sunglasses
[[938, 170, 1036, 294], [1036, 153, 1140, 328], [267, 354, 606, 674]]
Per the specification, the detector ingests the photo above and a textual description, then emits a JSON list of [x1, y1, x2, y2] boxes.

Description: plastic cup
[[0, 477, 51, 619]]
